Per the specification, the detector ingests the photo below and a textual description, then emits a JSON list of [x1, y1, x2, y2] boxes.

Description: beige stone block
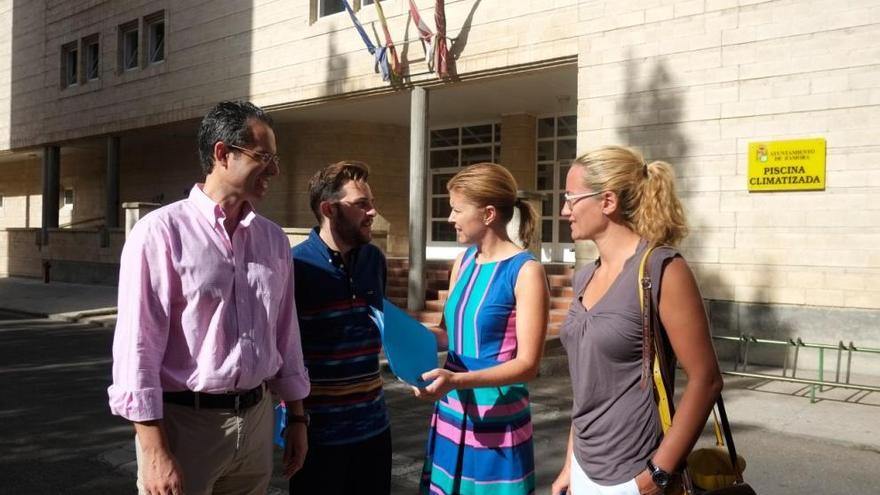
[[719, 192, 753, 212], [721, 24, 758, 45], [804, 288, 845, 307], [844, 290, 880, 309], [826, 272, 869, 291], [787, 270, 826, 290], [679, 246, 720, 264], [646, 5, 675, 23]]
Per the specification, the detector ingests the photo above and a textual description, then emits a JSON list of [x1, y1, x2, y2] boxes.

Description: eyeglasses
[[227, 144, 280, 168], [336, 198, 376, 212], [563, 190, 603, 208]]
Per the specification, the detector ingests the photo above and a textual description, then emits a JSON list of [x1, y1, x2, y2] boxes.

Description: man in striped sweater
[[289, 161, 391, 495]]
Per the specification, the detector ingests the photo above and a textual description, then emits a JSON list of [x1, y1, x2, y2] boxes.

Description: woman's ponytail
[[515, 198, 537, 250]]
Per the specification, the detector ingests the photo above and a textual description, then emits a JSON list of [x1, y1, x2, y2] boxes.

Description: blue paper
[[370, 299, 439, 387], [274, 401, 287, 448]]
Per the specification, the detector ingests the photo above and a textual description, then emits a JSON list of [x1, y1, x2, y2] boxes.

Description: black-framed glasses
[[563, 190, 603, 209], [227, 144, 280, 168]]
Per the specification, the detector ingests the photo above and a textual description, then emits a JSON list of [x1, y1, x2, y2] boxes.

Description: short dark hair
[[308, 161, 371, 224], [196, 101, 274, 175]]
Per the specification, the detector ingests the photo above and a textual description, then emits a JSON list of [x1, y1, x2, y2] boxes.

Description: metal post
[[835, 341, 844, 384], [41, 145, 60, 244], [846, 342, 854, 384], [106, 136, 121, 229], [407, 86, 429, 312]]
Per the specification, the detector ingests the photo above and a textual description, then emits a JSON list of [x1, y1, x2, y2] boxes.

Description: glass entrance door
[[536, 115, 577, 262]]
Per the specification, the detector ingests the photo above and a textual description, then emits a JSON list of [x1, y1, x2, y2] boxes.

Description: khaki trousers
[[136, 390, 273, 495]]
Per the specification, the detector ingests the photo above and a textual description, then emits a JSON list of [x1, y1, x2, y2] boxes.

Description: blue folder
[[370, 299, 439, 388]]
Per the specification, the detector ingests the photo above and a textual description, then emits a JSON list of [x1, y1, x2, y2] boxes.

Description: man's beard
[[334, 210, 371, 247]]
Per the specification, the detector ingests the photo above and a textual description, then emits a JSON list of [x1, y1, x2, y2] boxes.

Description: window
[[428, 123, 502, 242], [119, 21, 139, 71], [61, 42, 78, 88], [63, 188, 75, 207], [84, 35, 99, 81], [536, 115, 577, 259], [146, 12, 165, 64], [319, 0, 345, 17]]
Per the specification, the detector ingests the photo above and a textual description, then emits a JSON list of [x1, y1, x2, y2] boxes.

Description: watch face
[[652, 470, 671, 488]]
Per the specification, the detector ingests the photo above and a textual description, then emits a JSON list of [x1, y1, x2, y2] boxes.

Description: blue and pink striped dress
[[420, 246, 536, 495]]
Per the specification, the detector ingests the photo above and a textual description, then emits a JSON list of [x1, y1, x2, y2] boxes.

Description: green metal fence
[[713, 335, 880, 403]]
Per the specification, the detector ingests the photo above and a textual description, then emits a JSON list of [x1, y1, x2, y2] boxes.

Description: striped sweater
[[292, 228, 389, 446]]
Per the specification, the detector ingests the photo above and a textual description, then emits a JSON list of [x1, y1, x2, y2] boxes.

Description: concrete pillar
[[499, 113, 537, 190], [408, 86, 428, 312], [41, 145, 60, 244], [123, 202, 161, 236], [574, 240, 597, 271], [106, 136, 121, 228]]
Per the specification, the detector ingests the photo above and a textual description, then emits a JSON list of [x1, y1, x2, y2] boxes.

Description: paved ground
[[2, 276, 880, 494]]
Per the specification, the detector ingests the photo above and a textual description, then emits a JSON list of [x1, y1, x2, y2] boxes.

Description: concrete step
[[550, 297, 571, 310], [547, 274, 572, 287], [408, 310, 442, 325], [386, 286, 407, 298], [550, 286, 574, 298], [543, 263, 575, 276], [425, 300, 445, 312], [549, 309, 568, 323]]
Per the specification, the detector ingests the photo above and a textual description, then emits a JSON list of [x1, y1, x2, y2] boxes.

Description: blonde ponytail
[[573, 146, 688, 246], [633, 160, 687, 246], [515, 198, 537, 250]]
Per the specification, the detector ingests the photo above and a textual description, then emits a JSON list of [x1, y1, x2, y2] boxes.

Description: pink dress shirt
[[108, 185, 310, 422]]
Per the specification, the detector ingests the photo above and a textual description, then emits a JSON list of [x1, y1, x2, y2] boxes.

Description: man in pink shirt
[[108, 101, 310, 495]]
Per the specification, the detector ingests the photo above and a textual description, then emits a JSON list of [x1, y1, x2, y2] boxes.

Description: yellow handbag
[[638, 247, 755, 495]]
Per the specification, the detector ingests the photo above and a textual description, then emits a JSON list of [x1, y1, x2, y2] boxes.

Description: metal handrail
[[713, 334, 880, 403]]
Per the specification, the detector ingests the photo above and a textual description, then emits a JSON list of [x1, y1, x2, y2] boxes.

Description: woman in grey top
[[551, 146, 723, 495]]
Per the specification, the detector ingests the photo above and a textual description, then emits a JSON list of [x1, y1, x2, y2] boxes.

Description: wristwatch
[[287, 412, 310, 426], [646, 459, 672, 489]]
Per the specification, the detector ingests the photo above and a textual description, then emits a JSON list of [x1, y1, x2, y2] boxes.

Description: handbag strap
[[716, 395, 746, 484], [638, 247, 746, 487]]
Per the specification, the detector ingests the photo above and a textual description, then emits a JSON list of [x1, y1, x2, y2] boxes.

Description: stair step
[[550, 286, 574, 298], [547, 274, 572, 287], [388, 296, 407, 307], [549, 309, 568, 323], [543, 263, 575, 276], [386, 286, 407, 297], [425, 300, 445, 312], [409, 310, 442, 325], [550, 297, 571, 310]]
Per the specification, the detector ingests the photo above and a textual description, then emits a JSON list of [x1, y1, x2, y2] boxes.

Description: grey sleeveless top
[[559, 239, 680, 485]]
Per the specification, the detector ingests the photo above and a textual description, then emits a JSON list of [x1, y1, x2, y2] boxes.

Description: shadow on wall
[[446, 0, 483, 79], [616, 54, 689, 162]]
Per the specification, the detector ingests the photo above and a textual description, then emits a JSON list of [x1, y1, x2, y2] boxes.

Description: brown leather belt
[[163, 384, 264, 411]]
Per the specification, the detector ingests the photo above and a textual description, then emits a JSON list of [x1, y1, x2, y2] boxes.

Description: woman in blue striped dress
[[413, 163, 550, 495]]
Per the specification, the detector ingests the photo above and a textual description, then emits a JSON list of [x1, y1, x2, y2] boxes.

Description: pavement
[[2, 275, 879, 494]]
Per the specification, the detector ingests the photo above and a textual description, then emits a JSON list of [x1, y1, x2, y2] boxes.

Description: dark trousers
[[290, 427, 392, 495]]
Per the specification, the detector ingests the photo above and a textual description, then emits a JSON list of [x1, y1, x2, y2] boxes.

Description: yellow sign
[[748, 138, 826, 191]]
